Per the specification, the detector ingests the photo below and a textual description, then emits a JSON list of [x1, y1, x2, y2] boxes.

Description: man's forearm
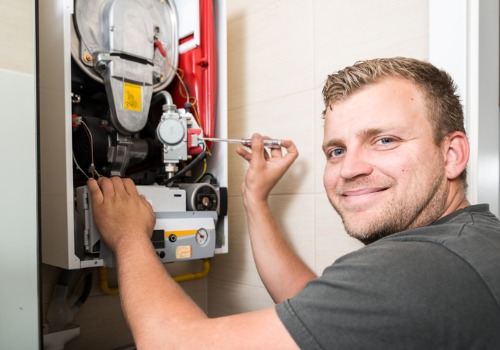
[[113, 231, 300, 350], [245, 198, 317, 303], [114, 234, 207, 348]]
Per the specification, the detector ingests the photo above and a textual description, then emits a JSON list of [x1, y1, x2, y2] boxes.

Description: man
[[88, 57, 500, 349]]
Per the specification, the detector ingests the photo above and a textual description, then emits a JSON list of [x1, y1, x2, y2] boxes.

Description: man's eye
[[378, 137, 394, 144], [329, 148, 345, 158]]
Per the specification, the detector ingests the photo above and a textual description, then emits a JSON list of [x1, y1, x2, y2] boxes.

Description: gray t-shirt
[[276, 204, 500, 349]]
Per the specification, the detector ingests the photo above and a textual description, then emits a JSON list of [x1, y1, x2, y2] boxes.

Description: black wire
[[162, 149, 207, 186], [53, 269, 93, 311], [199, 172, 215, 182], [76, 271, 92, 306]]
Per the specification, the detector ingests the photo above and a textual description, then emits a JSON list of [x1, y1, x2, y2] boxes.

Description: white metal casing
[[39, 0, 228, 269]]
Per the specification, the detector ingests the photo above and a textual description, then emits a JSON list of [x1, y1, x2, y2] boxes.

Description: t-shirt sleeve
[[275, 240, 496, 350]]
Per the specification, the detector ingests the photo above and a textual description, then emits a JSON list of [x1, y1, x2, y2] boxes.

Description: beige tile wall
[[209, 0, 429, 316], [37, 0, 430, 347], [0, 0, 34, 74]]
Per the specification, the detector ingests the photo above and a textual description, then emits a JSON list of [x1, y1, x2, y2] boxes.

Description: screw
[[96, 61, 107, 70], [153, 72, 161, 83], [83, 53, 93, 63]]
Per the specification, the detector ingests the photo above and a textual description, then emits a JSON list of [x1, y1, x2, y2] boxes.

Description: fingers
[[123, 177, 139, 196], [109, 176, 126, 196], [91, 177, 140, 200], [95, 176, 117, 197], [245, 134, 264, 166], [236, 146, 252, 162], [87, 178, 103, 204], [280, 139, 298, 153], [280, 139, 299, 161], [236, 133, 299, 165], [235, 133, 267, 162]]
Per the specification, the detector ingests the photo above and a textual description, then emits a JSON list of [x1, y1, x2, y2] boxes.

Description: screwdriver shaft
[[201, 137, 282, 149]]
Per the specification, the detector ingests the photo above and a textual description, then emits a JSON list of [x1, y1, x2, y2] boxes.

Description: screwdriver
[[200, 137, 282, 149]]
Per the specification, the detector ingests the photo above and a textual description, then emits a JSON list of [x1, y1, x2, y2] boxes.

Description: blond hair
[[322, 57, 466, 181]]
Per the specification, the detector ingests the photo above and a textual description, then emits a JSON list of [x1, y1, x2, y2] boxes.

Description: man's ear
[[443, 131, 470, 180]]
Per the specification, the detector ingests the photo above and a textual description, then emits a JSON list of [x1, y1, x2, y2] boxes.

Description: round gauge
[[192, 184, 218, 211], [195, 229, 209, 246], [157, 118, 185, 145]]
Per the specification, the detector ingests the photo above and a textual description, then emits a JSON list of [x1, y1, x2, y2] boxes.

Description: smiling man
[[88, 57, 500, 349], [321, 73, 469, 244]]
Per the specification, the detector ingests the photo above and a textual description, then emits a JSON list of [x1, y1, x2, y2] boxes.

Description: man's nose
[[339, 147, 373, 179]]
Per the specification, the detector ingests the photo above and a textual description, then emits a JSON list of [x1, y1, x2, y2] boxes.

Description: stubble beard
[[330, 164, 448, 245]]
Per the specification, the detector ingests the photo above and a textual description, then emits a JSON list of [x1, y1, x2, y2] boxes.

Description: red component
[[154, 39, 167, 57], [71, 114, 81, 128], [187, 128, 203, 155], [170, 0, 217, 150]]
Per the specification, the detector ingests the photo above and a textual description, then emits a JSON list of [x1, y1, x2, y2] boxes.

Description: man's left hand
[[87, 177, 156, 253]]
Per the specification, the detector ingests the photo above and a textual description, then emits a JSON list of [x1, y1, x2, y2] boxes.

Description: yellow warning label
[[123, 82, 142, 112], [176, 246, 192, 259], [165, 230, 197, 238]]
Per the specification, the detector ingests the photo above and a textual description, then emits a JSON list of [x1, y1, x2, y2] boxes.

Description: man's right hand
[[236, 133, 299, 207], [236, 134, 315, 302]]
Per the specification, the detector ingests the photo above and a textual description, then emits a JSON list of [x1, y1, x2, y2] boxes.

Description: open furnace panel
[[39, 0, 228, 269]]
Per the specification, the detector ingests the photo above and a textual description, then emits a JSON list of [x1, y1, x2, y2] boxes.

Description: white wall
[[0, 0, 39, 349], [429, 0, 500, 216], [208, 0, 429, 316]]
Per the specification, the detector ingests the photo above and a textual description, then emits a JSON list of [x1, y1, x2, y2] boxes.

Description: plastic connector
[[71, 114, 83, 128], [188, 128, 203, 155]]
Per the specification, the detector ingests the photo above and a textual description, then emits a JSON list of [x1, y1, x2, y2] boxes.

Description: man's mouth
[[341, 187, 389, 197]]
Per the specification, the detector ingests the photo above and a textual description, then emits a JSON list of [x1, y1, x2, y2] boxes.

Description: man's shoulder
[[334, 204, 500, 315], [280, 214, 500, 349], [277, 205, 500, 350], [381, 203, 500, 246]]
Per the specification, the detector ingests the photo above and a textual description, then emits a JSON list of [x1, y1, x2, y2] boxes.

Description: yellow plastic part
[[99, 259, 211, 295], [173, 258, 210, 283], [98, 266, 119, 295]]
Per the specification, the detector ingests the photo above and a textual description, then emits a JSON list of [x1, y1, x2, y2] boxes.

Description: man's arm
[[88, 177, 298, 349], [236, 134, 317, 303]]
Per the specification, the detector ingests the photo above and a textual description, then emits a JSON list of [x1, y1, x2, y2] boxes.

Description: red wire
[[154, 40, 167, 57]]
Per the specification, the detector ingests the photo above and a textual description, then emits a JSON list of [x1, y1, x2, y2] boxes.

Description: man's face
[[322, 77, 449, 243]]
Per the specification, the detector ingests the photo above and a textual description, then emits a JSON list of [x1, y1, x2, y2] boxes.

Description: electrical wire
[[79, 119, 102, 179], [193, 142, 208, 183], [162, 148, 207, 186], [170, 63, 191, 105], [199, 172, 215, 183], [193, 159, 207, 183], [80, 120, 96, 178], [72, 116, 103, 179], [178, 73, 207, 149], [164, 52, 207, 142], [154, 38, 167, 58], [73, 152, 89, 179], [161, 43, 214, 159], [155, 40, 214, 183]]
